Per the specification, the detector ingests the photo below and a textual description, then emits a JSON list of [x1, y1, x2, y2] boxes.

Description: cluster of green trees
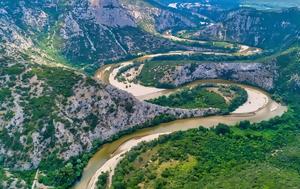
[[147, 85, 227, 110], [96, 172, 108, 189], [0, 88, 11, 103], [147, 84, 247, 113], [137, 60, 176, 87], [37, 151, 95, 189], [31, 66, 81, 97], [170, 40, 239, 53], [112, 111, 300, 188]]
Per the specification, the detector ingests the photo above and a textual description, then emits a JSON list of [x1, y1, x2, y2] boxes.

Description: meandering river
[[74, 50, 286, 189]]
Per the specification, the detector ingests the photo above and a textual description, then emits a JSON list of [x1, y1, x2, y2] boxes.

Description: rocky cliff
[[159, 62, 277, 90], [191, 8, 300, 49]]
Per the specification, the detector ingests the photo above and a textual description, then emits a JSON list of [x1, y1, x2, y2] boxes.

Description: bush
[[239, 120, 251, 130], [96, 172, 108, 189], [214, 123, 230, 135]]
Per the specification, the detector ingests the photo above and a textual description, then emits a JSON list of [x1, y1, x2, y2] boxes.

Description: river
[[74, 50, 285, 189]]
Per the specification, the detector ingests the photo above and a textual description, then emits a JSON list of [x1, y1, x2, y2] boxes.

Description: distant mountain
[[241, 0, 300, 10], [190, 7, 300, 49]]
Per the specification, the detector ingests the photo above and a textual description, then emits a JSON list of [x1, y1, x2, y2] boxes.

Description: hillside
[[0, 53, 220, 188], [178, 8, 300, 49], [0, 0, 198, 72]]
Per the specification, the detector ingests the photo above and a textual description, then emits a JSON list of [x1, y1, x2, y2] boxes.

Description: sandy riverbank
[[88, 133, 170, 189], [109, 62, 164, 97], [232, 87, 269, 114]]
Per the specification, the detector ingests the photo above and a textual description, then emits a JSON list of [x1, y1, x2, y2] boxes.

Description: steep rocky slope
[[190, 8, 300, 49], [0, 0, 198, 72], [159, 62, 276, 90], [0, 56, 217, 169]]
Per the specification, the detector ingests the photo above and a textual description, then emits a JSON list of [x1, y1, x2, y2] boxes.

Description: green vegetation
[[138, 60, 188, 87], [38, 154, 91, 189], [169, 39, 239, 53], [31, 66, 80, 97], [0, 62, 94, 188], [112, 112, 300, 188], [1, 64, 25, 76], [2, 1, 300, 189], [25, 96, 55, 121], [0, 88, 11, 103], [227, 85, 248, 112], [147, 84, 247, 113], [10, 170, 36, 187], [96, 172, 109, 189], [0, 168, 5, 188]]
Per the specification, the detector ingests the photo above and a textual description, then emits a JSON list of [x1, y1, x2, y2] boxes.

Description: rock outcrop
[[191, 8, 300, 49], [160, 62, 277, 90]]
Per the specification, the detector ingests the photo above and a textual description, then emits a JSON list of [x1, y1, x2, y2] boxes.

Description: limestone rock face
[[90, 0, 136, 27], [289, 74, 300, 91], [160, 62, 277, 90], [190, 8, 300, 49]]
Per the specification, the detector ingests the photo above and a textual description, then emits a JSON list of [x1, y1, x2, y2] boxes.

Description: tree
[[215, 123, 230, 135], [239, 120, 251, 130], [96, 172, 108, 189], [112, 181, 126, 189]]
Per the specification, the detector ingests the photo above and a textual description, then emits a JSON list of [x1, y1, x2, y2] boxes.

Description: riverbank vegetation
[[96, 172, 108, 189], [147, 84, 247, 113], [112, 111, 300, 188]]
